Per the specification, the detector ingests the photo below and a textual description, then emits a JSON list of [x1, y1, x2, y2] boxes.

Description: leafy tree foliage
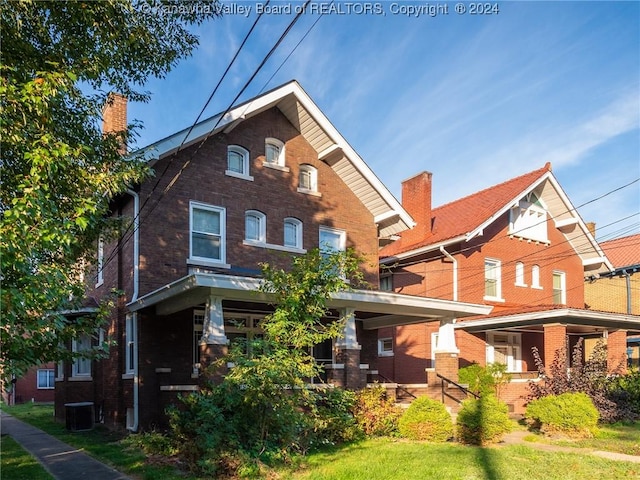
[[1, 1, 219, 376], [167, 249, 366, 476]]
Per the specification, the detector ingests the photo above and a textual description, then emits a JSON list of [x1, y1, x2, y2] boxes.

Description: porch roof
[[454, 307, 640, 334], [127, 273, 492, 329]]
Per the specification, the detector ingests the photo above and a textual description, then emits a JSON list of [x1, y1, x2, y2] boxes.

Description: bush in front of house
[[351, 384, 403, 437], [525, 392, 599, 438], [398, 396, 453, 442], [456, 394, 513, 445]]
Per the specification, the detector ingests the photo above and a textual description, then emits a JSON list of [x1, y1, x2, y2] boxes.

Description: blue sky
[[128, 0, 639, 242]]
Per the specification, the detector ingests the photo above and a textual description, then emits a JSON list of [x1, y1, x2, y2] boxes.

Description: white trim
[[226, 145, 250, 178], [160, 385, 199, 391], [245, 210, 266, 244], [378, 337, 394, 357], [483, 258, 503, 302], [264, 137, 286, 168], [243, 239, 306, 254], [189, 201, 226, 265], [225, 169, 254, 182]]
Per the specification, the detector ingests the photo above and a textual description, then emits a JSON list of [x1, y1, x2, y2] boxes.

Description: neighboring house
[[379, 166, 640, 412], [4, 363, 56, 404], [586, 233, 640, 367], [55, 82, 490, 430]]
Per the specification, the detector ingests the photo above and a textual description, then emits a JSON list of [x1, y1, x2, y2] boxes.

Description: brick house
[[3, 363, 56, 405], [379, 165, 640, 412], [586, 233, 640, 367], [54, 81, 490, 430]]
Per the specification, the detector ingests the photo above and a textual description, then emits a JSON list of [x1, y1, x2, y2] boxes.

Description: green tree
[[1, 1, 219, 377]]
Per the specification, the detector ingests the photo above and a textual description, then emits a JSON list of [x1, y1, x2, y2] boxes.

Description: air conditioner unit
[[65, 402, 94, 431]]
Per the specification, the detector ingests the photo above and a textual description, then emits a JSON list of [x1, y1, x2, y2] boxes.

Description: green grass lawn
[[3, 403, 639, 480], [280, 437, 640, 480], [0, 434, 53, 480]]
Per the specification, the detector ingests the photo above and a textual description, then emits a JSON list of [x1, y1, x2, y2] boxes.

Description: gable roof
[[135, 80, 414, 240], [599, 233, 640, 269], [381, 163, 613, 275]]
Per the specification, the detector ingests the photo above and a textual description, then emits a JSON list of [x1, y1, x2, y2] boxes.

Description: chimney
[[102, 93, 127, 153], [401, 171, 433, 239], [586, 222, 596, 237]]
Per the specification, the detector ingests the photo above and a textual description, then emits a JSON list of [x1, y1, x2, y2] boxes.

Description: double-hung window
[[298, 164, 318, 194], [484, 258, 502, 301], [264, 138, 287, 170], [125, 314, 136, 375], [515, 262, 526, 287], [284, 217, 303, 249], [37, 369, 55, 389], [319, 227, 345, 257], [190, 202, 225, 264], [96, 238, 104, 287], [552, 270, 566, 304], [72, 334, 92, 378], [245, 210, 266, 244], [226, 145, 252, 180]]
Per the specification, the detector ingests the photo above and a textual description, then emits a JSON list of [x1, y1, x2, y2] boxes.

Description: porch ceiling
[[127, 273, 492, 328], [455, 308, 640, 334]]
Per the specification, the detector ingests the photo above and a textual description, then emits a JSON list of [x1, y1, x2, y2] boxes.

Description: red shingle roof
[[381, 163, 552, 258], [599, 234, 640, 268]]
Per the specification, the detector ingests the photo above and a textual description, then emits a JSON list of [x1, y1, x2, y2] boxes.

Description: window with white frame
[[264, 138, 286, 169], [515, 262, 526, 287], [552, 270, 566, 305], [56, 361, 64, 381], [125, 314, 136, 374], [37, 369, 55, 389], [431, 332, 439, 368], [96, 238, 104, 286], [245, 210, 266, 244], [284, 217, 303, 249], [319, 227, 345, 256], [298, 164, 318, 194], [509, 192, 548, 243], [378, 337, 393, 356], [72, 334, 92, 377], [486, 332, 522, 372], [484, 258, 502, 300], [190, 202, 225, 264], [532, 264, 541, 288], [226, 145, 252, 180]]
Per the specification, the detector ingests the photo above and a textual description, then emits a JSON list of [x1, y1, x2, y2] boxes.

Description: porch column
[[199, 295, 228, 383], [543, 323, 567, 372], [434, 318, 460, 383], [334, 308, 364, 389], [607, 330, 628, 374]]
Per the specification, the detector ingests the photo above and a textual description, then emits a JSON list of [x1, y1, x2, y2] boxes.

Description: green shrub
[[525, 392, 599, 438], [398, 396, 453, 442], [352, 385, 402, 437], [459, 362, 512, 397], [456, 394, 512, 445], [607, 369, 640, 419]]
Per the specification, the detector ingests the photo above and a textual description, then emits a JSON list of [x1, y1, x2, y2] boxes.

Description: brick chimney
[[401, 171, 433, 240], [102, 93, 127, 153]]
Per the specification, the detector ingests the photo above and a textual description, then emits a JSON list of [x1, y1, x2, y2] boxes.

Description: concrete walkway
[[1, 411, 131, 480], [500, 428, 640, 463]]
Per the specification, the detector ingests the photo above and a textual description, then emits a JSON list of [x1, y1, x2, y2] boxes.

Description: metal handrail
[[436, 373, 480, 404], [373, 372, 417, 400]]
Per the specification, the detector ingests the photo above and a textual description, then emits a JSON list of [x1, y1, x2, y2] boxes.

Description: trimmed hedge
[[398, 396, 453, 442], [456, 394, 512, 445], [525, 392, 599, 438]]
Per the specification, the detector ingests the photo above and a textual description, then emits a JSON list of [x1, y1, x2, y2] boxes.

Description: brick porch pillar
[[434, 319, 459, 383], [543, 323, 567, 372], [607, 330, 628, 374], [334, 308, 365, 389], [198, 295, 229, 385]]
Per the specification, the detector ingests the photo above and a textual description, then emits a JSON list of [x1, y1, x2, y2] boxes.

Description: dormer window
[[226, 145, 253, 181], [298, 164, 319, 195], [509, 192, 548, 243], [264, 138, 287, 171]]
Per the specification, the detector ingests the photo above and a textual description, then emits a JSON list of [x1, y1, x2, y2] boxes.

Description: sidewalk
[[1, 411, 131, 480]]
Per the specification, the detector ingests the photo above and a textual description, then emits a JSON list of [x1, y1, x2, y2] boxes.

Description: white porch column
[[335, 307, 361, 350], [200, 295, 228, 345], [435, 318, 459, 354]]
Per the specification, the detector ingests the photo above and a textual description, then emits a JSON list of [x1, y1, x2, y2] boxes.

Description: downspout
[[440, 246, 458, 301], [125, 189, 140, 432], [624, 271, 631, 314]]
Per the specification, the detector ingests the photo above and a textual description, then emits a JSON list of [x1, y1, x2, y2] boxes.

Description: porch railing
[[436, 373, 479, 405]]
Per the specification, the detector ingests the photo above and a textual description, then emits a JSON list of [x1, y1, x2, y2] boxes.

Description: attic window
[[509, 193, 548, 243], [264, 138, 289, 171]]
